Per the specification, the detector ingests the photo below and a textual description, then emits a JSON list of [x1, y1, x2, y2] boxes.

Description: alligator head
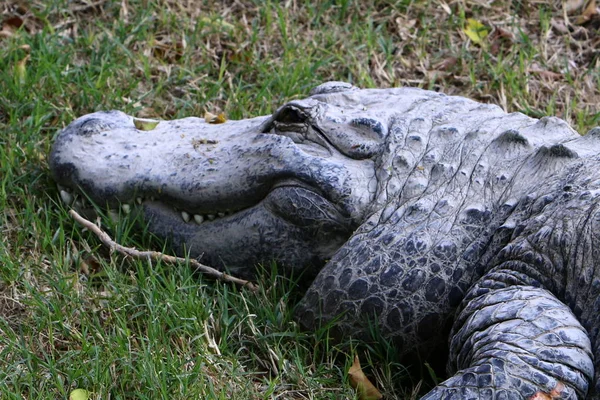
[[50, 82, 406, 275]]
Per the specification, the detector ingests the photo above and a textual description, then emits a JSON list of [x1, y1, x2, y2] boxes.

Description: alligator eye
[[276, 106, 307, 124], [259, 106, 310, 134]]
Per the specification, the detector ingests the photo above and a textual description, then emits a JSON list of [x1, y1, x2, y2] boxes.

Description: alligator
[[50, 81, 600, 399]]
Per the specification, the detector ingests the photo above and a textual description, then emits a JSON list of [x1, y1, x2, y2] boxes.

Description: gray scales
[[50, 82, 600, 399]]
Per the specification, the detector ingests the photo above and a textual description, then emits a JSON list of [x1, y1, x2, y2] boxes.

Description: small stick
[[69, 209, 258, 292]]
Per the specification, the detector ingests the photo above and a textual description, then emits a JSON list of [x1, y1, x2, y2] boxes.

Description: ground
[[0, 1, 598, 398]]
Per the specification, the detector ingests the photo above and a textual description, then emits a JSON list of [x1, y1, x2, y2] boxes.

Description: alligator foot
[[422, 284, 593, 399]]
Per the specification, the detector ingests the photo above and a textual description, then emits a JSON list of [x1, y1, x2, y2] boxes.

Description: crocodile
[[50, 82, 600, 399]]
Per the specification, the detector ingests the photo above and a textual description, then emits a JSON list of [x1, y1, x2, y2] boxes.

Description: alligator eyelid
[[273, 121, 307, 131], [260, 119, 275, 133], [311, 124, 337, 150]]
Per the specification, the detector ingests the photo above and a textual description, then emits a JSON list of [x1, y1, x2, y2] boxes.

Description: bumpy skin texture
[[50, 82, 600, 398]]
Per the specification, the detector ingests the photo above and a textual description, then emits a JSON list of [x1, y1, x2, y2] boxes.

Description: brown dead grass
[[3, 0, 597, 125], [0, 0, 598, 398]]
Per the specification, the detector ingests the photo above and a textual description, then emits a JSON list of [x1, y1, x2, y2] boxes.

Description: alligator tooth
[[194, 214, 204, 224], [122, 204, 131, 214], [60, 190, 73, 205], [207, 214, 215, 221], [217, 212, 225, 218], [136, 197, 143, 205], [181, 211, 191, 223]]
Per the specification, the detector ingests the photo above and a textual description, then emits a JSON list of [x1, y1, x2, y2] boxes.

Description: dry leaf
[[133, 118, 160, 130], [575, 0, 598, 24], [15, 55, 29, 84], [463, 18, 489, 45], [3, 16, 24, 30], [529, 381, 566, 399], [81, 254, 102, 275], [120, 0, 129, 23], [205, 112, 227, 124], [0, 16, 23, 38], [69, 388, 89, 400], [348, 355, 383, 400]]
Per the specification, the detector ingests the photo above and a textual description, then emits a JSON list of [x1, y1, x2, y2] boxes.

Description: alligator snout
[[50, 110, 272, 209]]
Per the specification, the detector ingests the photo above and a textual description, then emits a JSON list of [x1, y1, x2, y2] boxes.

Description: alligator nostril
[[350, 117, 386, 139], [77, 118, 116, 136]]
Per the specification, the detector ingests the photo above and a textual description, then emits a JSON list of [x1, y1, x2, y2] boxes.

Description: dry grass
[[4, 1, 598, 123], [0, 0, 599, 398]]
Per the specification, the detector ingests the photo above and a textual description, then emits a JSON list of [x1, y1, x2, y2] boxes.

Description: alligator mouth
[[58, 185, 246, 225], [57, 179, 341, 228]]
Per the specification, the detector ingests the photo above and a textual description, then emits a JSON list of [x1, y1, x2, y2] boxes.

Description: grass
[[0, 0, 598, 398]]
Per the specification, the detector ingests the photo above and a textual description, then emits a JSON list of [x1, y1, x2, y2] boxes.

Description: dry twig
[[69, 209, 258, 292]]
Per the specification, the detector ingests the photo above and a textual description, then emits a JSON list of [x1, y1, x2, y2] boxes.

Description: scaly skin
[[50, 82, 600, 398]]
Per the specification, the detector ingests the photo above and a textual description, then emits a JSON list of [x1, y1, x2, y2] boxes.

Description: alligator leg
[[422, 283, 594, 399]]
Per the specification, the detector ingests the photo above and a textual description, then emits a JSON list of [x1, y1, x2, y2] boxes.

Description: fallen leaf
[[348, 355, 383, 400], [15, 55, 29, 84], [69, 389, 89, 400], [82, 254, 103, 275], [575, 0, 598, 24], [133, 118, 160, 131], [463, 18, 489, 45], [120, 0, 128, 22], [3, 16, 24, 30], [204, 112, 227, 124], [0, 16, 24, 39], [529, 381, 566, 399]]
